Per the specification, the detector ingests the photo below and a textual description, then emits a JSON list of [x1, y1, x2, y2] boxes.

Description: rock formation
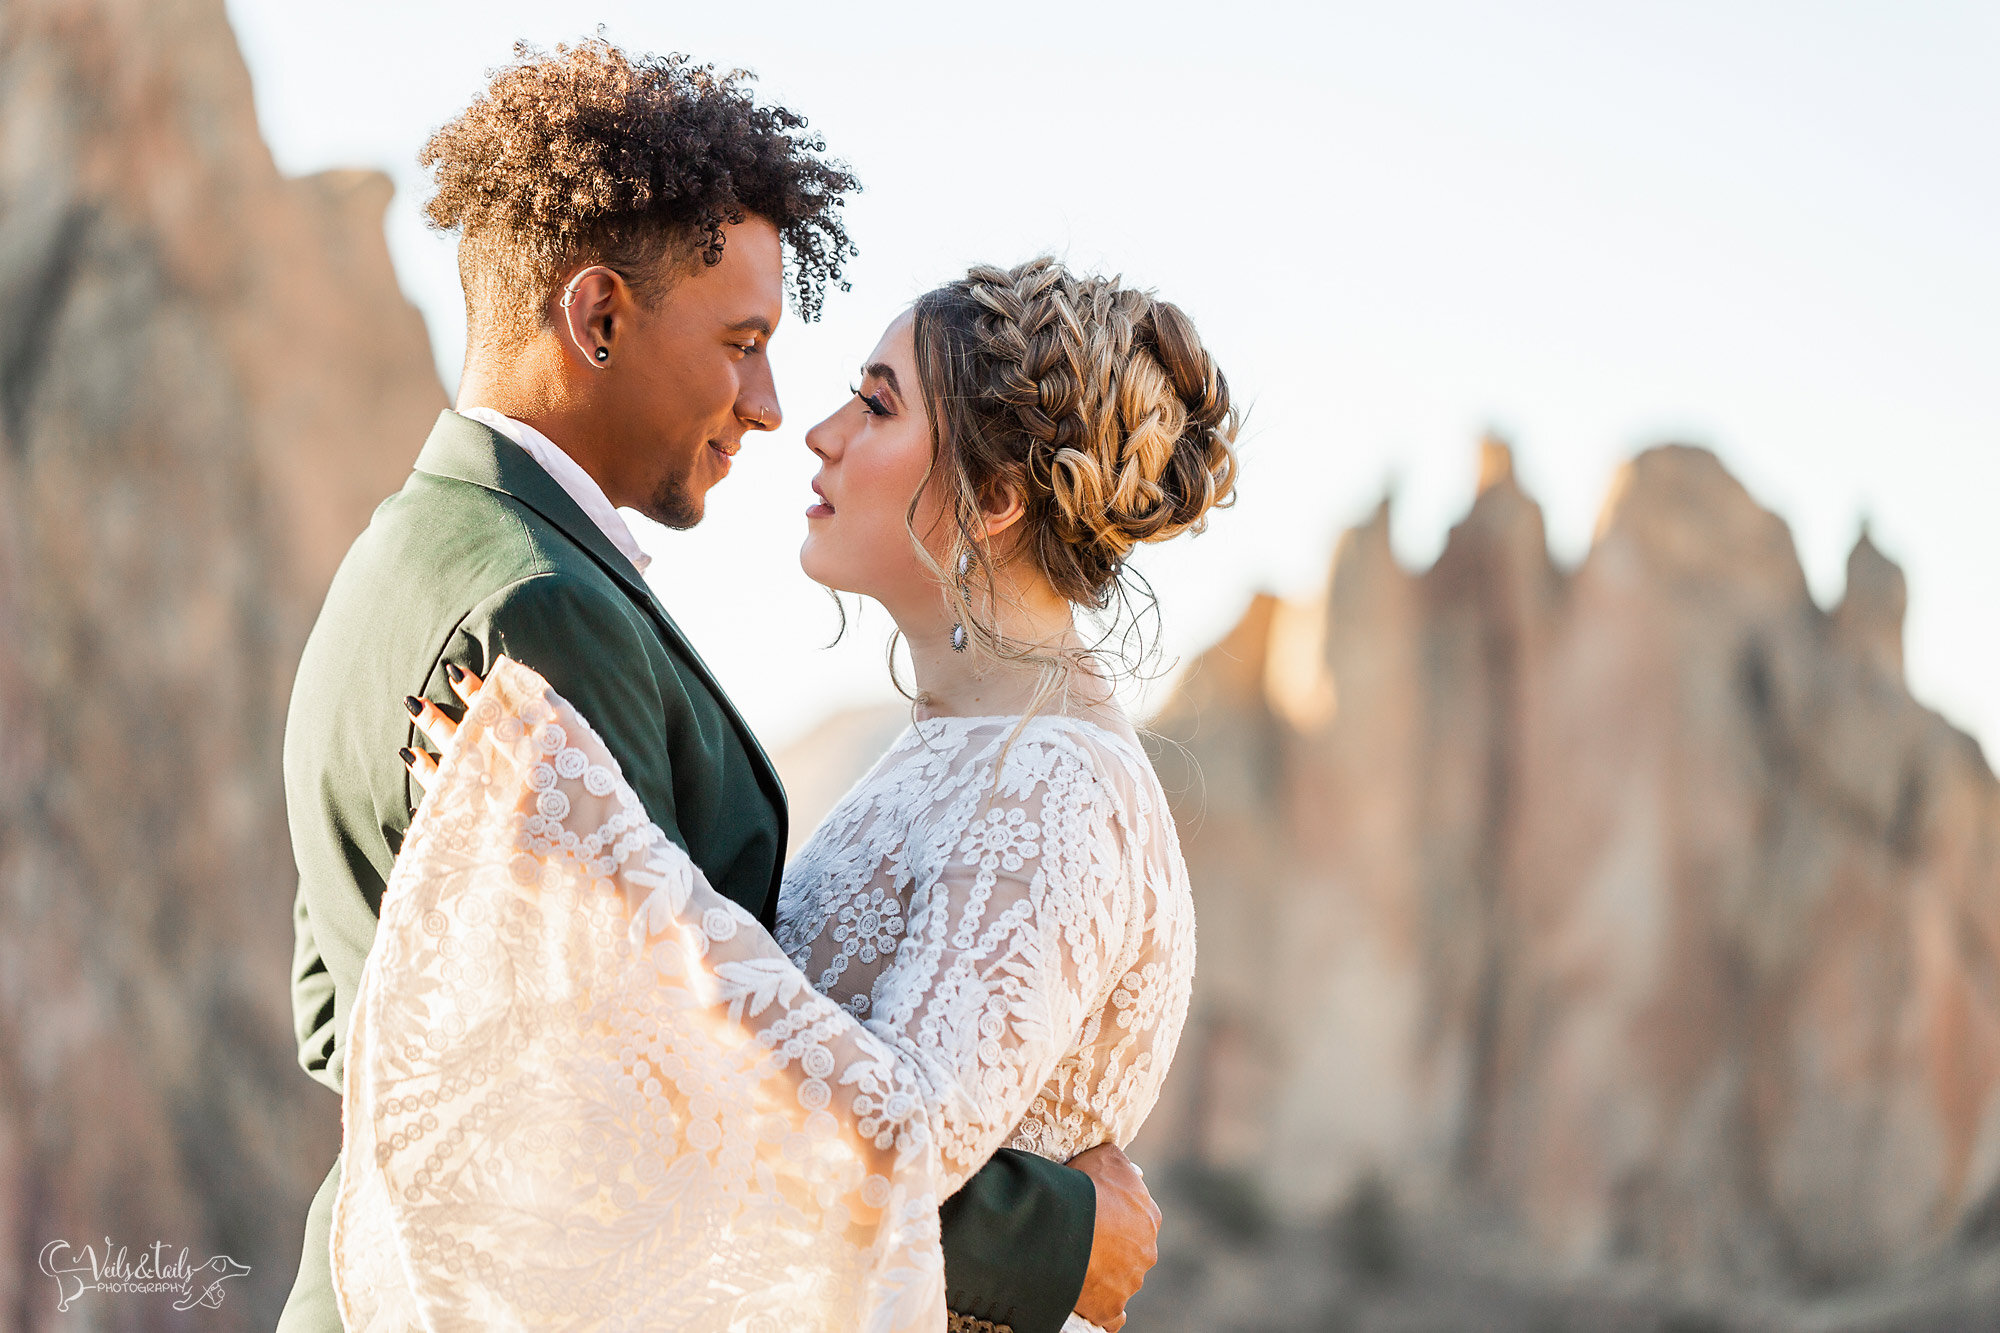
[[1120, 439, 2000, 1328], [0, 0, 444, 1325]]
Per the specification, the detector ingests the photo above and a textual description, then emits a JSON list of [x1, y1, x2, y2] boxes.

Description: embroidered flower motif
[[958, 807, 1039, 873], [831, 885, 904, 966]]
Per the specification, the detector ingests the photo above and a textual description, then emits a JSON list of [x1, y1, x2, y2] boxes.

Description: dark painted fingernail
[[445, 663, 465, 684], [398, 747, 417, 766], [404, 695, 424, 717]]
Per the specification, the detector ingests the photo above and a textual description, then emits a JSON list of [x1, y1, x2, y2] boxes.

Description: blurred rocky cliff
[[1129, 441, 2000, 1330], [784, 442, 2000, 1331], [0, 0, 443, 1325]]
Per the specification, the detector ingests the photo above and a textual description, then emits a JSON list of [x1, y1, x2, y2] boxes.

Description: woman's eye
[[849, 385, 890, 417]]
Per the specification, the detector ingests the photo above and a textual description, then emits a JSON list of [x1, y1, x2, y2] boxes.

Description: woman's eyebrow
[[861, 362, 902, 400]]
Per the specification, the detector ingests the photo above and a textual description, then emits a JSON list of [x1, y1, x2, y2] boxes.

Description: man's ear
[[555, 264, 625, 369]]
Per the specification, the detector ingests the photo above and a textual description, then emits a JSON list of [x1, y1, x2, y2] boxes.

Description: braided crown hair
[[906, 257, 1239, 690]]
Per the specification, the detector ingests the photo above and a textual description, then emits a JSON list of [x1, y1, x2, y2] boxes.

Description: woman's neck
[[892, 574, 1095, 720]]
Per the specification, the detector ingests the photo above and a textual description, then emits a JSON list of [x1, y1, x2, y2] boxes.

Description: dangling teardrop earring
[[949, 549, 971, 653]]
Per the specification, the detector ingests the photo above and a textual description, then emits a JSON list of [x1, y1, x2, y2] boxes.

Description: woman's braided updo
[[910, 257, 1239, 677]]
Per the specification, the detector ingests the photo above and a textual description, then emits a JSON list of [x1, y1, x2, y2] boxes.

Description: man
[[279, 40, 1159, 1333]]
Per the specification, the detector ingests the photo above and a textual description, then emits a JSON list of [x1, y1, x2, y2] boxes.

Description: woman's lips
[[807, 480, 833, 519]]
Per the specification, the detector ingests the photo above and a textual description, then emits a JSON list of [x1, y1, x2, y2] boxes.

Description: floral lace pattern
[[777, 714, 1196, 1175], [332, 660, 1194, 1330]]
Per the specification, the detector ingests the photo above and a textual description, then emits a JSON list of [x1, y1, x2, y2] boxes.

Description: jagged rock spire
[[1477, 433, 1516, 494], [1834, 521, 1908, 682]]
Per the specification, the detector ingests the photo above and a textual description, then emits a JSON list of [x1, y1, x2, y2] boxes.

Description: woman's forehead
[[866, 309, 916, 368]]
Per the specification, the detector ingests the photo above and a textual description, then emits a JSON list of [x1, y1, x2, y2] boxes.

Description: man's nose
[[738, 361, 781, 433]]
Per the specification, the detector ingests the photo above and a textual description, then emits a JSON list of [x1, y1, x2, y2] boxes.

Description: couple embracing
[[279, 37, 1237, 1333]]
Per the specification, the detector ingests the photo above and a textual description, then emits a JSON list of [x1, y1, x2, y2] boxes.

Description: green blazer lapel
[[414, 411, 637, 579], [413, 411, 788, 821]]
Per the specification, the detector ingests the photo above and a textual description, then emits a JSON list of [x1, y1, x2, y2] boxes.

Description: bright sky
[[226, 0, 2000, 755]]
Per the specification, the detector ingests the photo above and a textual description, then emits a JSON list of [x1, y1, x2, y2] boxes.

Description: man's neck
[[457, 350, 623, 506]]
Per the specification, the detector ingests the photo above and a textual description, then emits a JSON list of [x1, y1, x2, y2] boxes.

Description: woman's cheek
[[857, 496, 909, 595]]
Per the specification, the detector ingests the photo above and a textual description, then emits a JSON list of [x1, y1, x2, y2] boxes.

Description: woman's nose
[[804, 409, 844, 460]]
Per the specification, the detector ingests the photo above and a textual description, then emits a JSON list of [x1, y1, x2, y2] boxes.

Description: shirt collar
[[456, 407, 653, 575]]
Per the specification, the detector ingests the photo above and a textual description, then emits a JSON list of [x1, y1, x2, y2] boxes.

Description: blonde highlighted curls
[[918, 258, 1237, 598], [906, 256, 1239, 696]]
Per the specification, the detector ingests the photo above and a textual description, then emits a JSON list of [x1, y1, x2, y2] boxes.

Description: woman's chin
[[796, 539, 847, 593]]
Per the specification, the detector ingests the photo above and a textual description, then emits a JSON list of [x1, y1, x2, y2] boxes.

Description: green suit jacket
[[278, 411, 1093, 1332]]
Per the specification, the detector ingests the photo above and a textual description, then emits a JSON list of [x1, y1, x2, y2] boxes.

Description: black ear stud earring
[[594, 347, 609, 363]]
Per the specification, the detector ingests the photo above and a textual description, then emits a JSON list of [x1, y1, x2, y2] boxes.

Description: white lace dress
[[330, 657, 1195, 1332]]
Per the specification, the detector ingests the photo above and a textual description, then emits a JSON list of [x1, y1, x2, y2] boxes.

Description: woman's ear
[[978, 481, 1026, 540]]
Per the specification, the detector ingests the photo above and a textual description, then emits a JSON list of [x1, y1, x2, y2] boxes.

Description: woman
[[333, 257, 1238, 1332]]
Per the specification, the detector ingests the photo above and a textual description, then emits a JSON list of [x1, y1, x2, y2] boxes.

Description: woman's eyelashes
[[849, 384, 892, 417]]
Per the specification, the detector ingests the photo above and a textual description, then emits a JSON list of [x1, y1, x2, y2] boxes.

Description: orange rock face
[[1131, 441, 2000, 1321], [0, 0, 442, 1324]]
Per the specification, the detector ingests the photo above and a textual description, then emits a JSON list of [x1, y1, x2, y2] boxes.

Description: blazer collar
[[415, 410, 641, 581], [413, 410, 788, 814]]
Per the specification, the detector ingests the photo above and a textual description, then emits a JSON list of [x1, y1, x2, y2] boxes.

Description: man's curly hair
[[422, 37, 859, 347]]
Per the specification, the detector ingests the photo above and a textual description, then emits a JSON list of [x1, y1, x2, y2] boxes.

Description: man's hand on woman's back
[[1069, 1144, 1161, 1331]]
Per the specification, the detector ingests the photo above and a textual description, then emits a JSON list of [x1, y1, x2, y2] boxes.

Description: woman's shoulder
[[909, 709, 1140, 753], [906, 711, 1161, 808]]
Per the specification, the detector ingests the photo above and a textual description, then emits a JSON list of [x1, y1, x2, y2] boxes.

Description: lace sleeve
[[861, 727, 1136, 1195], [332, 658, 954, 1333], [329, 661, 1148, 1332]]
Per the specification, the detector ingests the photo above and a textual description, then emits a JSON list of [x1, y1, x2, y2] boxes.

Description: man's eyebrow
[[862, 362, 902, 399], [726, 316, 774, 336]]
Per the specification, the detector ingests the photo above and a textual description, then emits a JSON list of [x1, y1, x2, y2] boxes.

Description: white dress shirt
[[457, 406, 652, 575]]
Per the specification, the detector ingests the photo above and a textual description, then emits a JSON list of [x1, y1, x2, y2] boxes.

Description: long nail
[[404, 695, 424, 717], [445, 663, 465, 684], [398, 747, 417, 766]]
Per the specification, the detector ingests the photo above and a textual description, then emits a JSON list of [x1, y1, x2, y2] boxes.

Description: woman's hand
[[399, 662, 486, 785]]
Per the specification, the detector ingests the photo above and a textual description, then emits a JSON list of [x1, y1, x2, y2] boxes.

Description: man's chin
[[639, 481, 705, 531]]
